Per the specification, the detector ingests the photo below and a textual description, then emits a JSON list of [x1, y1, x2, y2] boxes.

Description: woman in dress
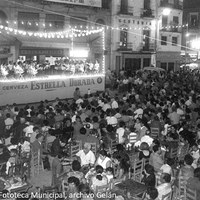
[[95, 150, 112, 170]]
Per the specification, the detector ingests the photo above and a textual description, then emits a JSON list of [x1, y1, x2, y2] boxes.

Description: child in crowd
[[128, 126, 138, 145], [105, 167, 114, 183], [190, 144, 200, 169], [6, 149, 18, 175]]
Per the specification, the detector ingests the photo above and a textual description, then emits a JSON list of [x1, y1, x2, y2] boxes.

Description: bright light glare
[[186, 33, 190, 37], [191, 39, 200, 50], [162, 8, 171, 16], [70, 50, 88, 58]]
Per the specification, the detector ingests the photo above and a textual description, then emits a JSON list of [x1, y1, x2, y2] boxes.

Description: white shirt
[[111, 100, 118, 109], [157, 183, 172, 200], [23, 125, 34, 137], [116, 127, 125, 144], [160, 164, 172, 175], [5, 118, 14, 129], [134, 108, 143, 119], [102, 104, 111, 112], [76, 150, 96, 166], [140, 135, 154, 147], [106, 116, 118, 126]]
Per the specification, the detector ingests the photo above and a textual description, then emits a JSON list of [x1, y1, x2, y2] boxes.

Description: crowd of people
[[0, 68, 200, 199], [0, 58, 101, 79]]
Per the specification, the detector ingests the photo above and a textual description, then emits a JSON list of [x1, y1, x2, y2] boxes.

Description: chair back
[[132, 159, 143, 182], [76, 140, 82, 149], [31, 150, 43, 176], [142, 158, 149, 168], [62, 180, 68, 194], [169, 146, 178, 159], [111, 138, 118, 153], [161, 191, 172, 200], [155, 171, 162, 186], [178, 143, 189, 161], [178, 175, 186, 197], [71, 144, 81, 158], [150, 127, 159, 139], [186, 187, 197, 200]]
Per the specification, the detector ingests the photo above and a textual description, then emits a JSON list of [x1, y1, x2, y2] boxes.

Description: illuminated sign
[[45, 0, 102, 8]]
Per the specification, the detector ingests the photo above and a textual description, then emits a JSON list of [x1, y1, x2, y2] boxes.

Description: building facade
[[111, 0, 157, 73], [111, 0, 183, 73], [157, 0, 183, 71], [182, 0, 200, 64], [0, 0, 111, 68]]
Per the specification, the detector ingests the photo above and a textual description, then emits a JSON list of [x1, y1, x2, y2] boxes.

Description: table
[[112, 179, 147, 196]]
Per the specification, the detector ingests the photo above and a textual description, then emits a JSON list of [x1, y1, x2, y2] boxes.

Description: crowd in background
[[0, 68, 200, 199]]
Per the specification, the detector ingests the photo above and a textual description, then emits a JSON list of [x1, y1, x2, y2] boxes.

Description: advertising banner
[[45, 0, 102, 8], [0, 75, 105, 105]]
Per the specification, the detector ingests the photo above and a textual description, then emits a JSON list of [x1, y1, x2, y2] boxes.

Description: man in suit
[[31, 133, 44, 156]]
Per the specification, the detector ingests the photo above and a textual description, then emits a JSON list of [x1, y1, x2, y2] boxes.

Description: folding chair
[[129, 159, 143, 182], [169, 146, 178, 159], [155, 171, 162, 186], [174, 176, 186, 199], [70, 143, 81, 158], [31, 150, 44, 177], [186, 187, 197, 200], [62, 180, 68, 195], [110, 138, 118, 153], [150, 127, 159, 139]]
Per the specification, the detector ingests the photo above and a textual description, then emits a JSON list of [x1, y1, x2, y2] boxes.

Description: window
[[143, 58, 150, 67], [190, 13, 198, 27], [120, 28, 128, 48], [161, 36, 167, 45], [173, 16, 179, 25], [45, 14, 65, 31], [172, 37, 178, 46], [162, 16, 168, 27], [0, 10, 7, 26], [18, 12, 39, 31], [102, 0, 110, 9], [120, 0, 128, 14], [161, 62, 167, 70], [144, 0, 151, 9]]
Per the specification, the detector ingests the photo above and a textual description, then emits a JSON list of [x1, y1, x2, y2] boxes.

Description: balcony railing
[[117, 5, 133, 15], [117, 42, 133, 51], [139, 42, 155, 52], [141, 9, 155, 18], [160, 0, 183, 10], [161, 22, 182, 33]]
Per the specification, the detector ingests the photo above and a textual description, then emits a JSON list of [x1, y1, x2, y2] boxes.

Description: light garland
[[0, 25, 103, 38]]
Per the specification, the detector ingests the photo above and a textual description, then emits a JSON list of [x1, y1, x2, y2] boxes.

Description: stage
[[0, 74, 105, 106]]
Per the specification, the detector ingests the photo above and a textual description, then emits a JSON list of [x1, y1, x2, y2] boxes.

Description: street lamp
[[162, 8, 171, 16]]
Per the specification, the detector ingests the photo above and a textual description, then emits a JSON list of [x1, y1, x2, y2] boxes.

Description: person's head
[[36, 133, 44, 143], [99, 150, 107, 160], [96, 165, 104, 180], [116, 144, 125, 152], [161, 173, 171, 183], [153, 145, 161, 154], [194, 168, 200, 181], [80, 127, 87, 135], [10, 137, 18, 145], [59, 137, 66, 147], [192, 144, 198, 152], [166, 158, 175, 167], [146, 187, 158, 200], [119, 121, 125, 128], [72, 160, 81, 172], [79, 184, 90, 195], [83, 143, 91, 154], [106, 167, 114, 175], [6, 113, 11, 118], [184, 154, 193, 166], [152, 139, 160, 147], [144, 164, 154, 175], [68, 176, 80, 189], [33, 126, 39, 134]]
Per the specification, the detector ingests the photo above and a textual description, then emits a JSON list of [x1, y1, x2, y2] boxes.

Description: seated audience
[[187, 167, 200, 200], [142, 164, 156, 187], [90, 165, 108, 191], [156, 173, 172, 200], [95, 150, 112, 169], [149, 145, 164, 172], [76, 143, 95, 168]]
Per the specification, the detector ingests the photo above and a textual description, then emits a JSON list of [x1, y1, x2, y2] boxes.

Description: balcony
[[160, 22, 182, 33], [141, 9, 155, 18], [160, 0, 183, 10], [188, 23, 200, 30], [117, 42, 133, 51], [139, 42, 155, 52], [117, 5, 133, 15]]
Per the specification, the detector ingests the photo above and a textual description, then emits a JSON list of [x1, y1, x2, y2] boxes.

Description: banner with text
[[0, 76, 105, 105], [45, 0, 102, 7]]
